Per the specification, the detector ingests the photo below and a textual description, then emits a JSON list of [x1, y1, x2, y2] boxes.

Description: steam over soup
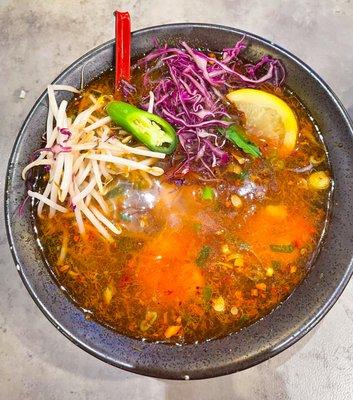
[[24, 40, 331, 343]]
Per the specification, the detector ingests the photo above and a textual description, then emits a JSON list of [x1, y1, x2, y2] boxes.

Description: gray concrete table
[[1, 1, 353, 399]]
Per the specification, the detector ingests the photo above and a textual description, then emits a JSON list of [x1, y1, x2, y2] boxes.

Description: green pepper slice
[[222, 125, 261, 158], [106, 101, 178, 154]]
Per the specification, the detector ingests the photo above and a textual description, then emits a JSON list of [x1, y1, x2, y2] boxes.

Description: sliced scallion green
[[270, 244, 294, 253], [196, 245, 211, 267], [202, 186, 215, 200]]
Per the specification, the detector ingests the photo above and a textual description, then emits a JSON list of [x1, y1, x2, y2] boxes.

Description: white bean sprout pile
[[22, 85, 166, 241]]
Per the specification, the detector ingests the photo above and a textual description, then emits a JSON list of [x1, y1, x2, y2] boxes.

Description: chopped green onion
[[229, 171, 249, 181], [239, 241, 251, 251], [193, 222, 202, 233], [139, 311, 157, 332], [238, 171, 249, 180], [105, 184, 127, 199], [202, 186, 215, 200], [239, 314, 249, 324], [196, 245, 211, 267], [270, 244, 294, 253], [271, 260, 281, 270], [146, 311, 158, 324], [140, 320, 151, 332], [120, 212, 132, 222], [203, 286, 212, 303]]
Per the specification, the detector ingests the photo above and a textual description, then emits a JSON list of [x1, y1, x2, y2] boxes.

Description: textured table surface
[[1, 1, 353, 399]]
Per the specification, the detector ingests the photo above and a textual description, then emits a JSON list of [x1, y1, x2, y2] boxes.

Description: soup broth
[[32, 50, 331, 344]]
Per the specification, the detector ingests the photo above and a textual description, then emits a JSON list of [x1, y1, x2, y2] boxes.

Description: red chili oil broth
[[34, 65, 331, 344]]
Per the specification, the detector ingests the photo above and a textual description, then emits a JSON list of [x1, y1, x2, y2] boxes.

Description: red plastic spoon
[[114, 11, 131, 91]]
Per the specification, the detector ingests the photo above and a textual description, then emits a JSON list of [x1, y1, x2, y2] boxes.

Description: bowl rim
[[5, 22, 353, 380]]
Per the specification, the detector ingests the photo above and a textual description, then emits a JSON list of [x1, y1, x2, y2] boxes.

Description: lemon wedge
[[227, 88, 298, 156]]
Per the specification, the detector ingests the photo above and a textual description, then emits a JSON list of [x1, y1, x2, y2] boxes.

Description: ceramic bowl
[[5, 23, 353, 379]]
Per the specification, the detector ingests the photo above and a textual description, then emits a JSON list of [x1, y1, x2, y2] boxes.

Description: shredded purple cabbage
[[18, 165, 36, 216], [17, 194, 30, 217], [121, 79, 137, 98], [59, 127, 72, 142], [33, 143, 72, 157], [127, 38, 286, 175], [19, 129, 72, 217]]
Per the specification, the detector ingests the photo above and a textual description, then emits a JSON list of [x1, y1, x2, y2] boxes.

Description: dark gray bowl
[[5, 23, 353, 380]]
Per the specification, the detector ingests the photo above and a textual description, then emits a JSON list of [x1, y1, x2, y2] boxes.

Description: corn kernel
[[221, 244, 231, 255], [140, 320, 151, 332], [233, 254, 244, 267], [308, 171, 330, 190], [103, 286, 113, 305], [227, 163, 242, 174], [266, 267, 274, 277], [309, 155, 324, 166], [59, 264, 70, 272], [230, 306, 239, 316], [297, 178, 308, 189], [265, 205, 287, 220], [300, 248, 307, 256], [231, 194, 243, 209], [213, 296, 225, 312], [165, 325, 181, 339], [290, 265, 297, 274], [233, 165, 242, 174], [256, 283, 267, 291], [146, 311, 158, 324], [234, 155, 246, 164]]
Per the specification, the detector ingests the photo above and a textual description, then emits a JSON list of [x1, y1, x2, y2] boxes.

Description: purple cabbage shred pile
[[127, 38, 286, 175]]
